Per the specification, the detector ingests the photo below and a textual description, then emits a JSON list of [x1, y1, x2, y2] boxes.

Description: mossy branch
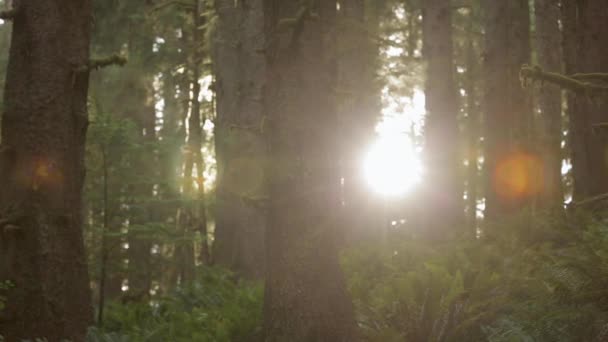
[[0, 8, 17, 20], [151, 0, 195, 13], [571, 73, 608, 84], [520, 65, 608, 94], [77, 54, 128, 73]]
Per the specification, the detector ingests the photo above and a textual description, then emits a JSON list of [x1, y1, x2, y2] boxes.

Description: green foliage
[[343, 212, 608, 341], [88, 267, 263, 342]]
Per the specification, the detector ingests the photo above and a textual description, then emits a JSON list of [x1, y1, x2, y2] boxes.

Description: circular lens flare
[[363, 135, 422, 197]]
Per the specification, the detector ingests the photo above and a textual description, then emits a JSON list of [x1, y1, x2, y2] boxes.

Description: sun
[[363, 134, 422, 197]]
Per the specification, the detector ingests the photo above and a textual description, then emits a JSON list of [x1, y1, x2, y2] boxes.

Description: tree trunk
[[463, 5, 480, 237], [481, 0, 533, 222], [534, 0, 564, 210], [422, 0, 462, 236], [263, 1, 358, 341], [563, 0, 608, 202], [338, 0, 382, 243], [190, 0, 210, 267], [0, 1, 93, 340], [213, 0, 267, 279], [127, 92, 155, 298]]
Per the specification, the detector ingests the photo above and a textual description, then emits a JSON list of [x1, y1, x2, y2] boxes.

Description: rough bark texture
[[562, 0, 608, 201], [0, 1, 93, 340], [481, 0, 533, 221], [422, 0, 462, 236], [263, 1, 358, 341], [534, 0, 564, 210], [213, 0, 267, 279]]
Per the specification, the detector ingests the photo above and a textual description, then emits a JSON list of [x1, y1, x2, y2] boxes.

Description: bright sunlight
[[363, 87, 425, 197], [363, 134, 422, 196]]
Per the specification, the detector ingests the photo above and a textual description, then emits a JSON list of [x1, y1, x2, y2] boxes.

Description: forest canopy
[[1, 0, 608, 341]]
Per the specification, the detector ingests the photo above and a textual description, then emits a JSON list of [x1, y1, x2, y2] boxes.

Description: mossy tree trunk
[[0, 0, 93, 340]]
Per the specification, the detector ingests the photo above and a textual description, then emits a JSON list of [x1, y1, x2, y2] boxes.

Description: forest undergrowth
[[66, 211, 608, 342]]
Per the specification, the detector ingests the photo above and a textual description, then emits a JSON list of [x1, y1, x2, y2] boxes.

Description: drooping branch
[[76, 54, 128, 73], [520, 65, 608, 94], [0, 8, 17, 20]]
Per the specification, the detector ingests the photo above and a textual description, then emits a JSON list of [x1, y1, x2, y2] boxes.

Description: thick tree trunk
[[422, 0, 462, 236], [0, 1, 93, 340], [534, 0, 564, 210], [563, 0, 608, 201], [263, 1, 358, 341], [481, 0, 533, 222], [338, 0, 382, 243], [213, 0, 267, 279]]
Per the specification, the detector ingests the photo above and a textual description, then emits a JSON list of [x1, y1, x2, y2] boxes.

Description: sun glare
[[363, 135, 422, 197]]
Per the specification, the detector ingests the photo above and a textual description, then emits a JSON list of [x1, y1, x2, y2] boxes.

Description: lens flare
[[493, 152, 543, 200]]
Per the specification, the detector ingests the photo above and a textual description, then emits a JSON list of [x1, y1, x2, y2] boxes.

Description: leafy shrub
[[342, 212, 608, 341], [89, 267, 263, 342]]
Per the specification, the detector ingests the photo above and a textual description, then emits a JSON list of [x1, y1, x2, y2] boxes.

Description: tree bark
[[463, 5, 481, 237], [481, 0, 533, 222], [562, 0, 608, 201], [422, 0, 463, 236], [338, 0, 383, 243], [0, 1, 93, 340], [534, 0, 564, 210], [263, 1, 358, 340], [213, 0, 267, 279]]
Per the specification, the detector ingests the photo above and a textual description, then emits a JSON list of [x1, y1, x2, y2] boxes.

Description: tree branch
[[570, 192, 608, 208], [0, 8, 17, 21], [520, 65, 608, 94], [571, 73, 608, 84], [77, 54, 127, 73]]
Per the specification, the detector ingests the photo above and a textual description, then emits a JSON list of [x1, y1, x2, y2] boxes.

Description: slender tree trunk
[[125, 12, 156, 298], [481, 0, 533, 222], [535, 0, 564, 210], [422, 0, 462, 236], [263, 1, 357, 340], [126, 68, 156, 296], [0, 1, 93, 340], [464, 5, 480, 237], [190, 0, 210, 267], [213, 0, 267, 279], [170, 70, 196, 287]]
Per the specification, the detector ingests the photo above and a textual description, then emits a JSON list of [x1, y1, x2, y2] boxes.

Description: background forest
[[1, 0, 608, 341]]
